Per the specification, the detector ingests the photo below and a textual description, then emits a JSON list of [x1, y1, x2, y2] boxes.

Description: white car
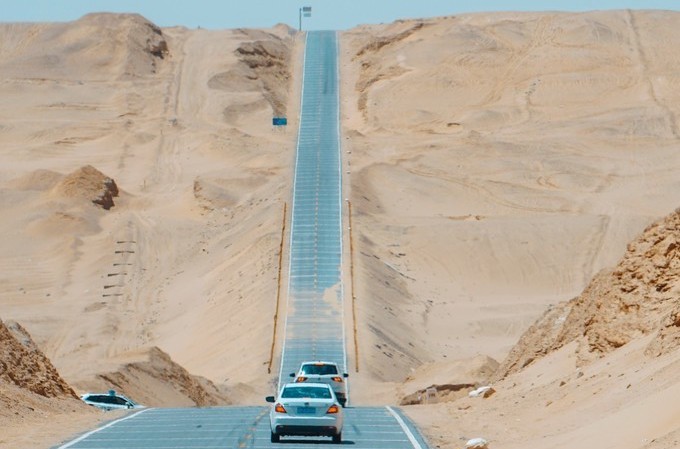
[[289, 361, 348, 407], [80, 390, 142, 411], [266, 383, 344, 443]]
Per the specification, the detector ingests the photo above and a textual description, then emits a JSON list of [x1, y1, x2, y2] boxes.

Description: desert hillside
[[340, 9, 680, 383], [0, 319, 77, 399], [406, 208, 680, 449], [0, 12, 299, 446], [2, 8, 680, 449], [339, 10, 680, 449], [497, 207, 680, 377]]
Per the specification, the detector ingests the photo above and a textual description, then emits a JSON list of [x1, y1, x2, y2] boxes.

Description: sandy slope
[[340, 10, 680, 381], [0, 13, 300, 445], [340, 10, 680, 448], [2, 9, 680, 449]]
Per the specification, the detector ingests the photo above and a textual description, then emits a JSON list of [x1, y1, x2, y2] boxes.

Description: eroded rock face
[[74, 13, 169, 76], [496, 208, 680, 378], [352, 22, 426, 119], [233, 38, 291, 116], [0, 319, 78, 399], [400, 383, 477, 405], [206, 32, 292, 121], [93, 347, 230, 407], [399, 355, 499, 405], [52, 165, 119, 210], [0, 13, 169, 80]]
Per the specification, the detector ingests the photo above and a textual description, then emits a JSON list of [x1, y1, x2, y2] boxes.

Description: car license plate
[[297, 406, 315, 414]]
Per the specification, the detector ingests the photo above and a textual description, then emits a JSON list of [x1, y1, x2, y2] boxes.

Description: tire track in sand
[[626, 9, 679, 139]]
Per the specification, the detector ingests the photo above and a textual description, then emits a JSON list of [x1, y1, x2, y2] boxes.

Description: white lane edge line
[[385, 406, 424, 449], [278, 29, 309, 393], [55, 408, 153, 448], [335, 30, 350, 407]]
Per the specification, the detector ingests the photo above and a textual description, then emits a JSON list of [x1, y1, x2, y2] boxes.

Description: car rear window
[[300, 363, 338, 375], [87, 395, 130, 406], [282, 386, 332, 399]]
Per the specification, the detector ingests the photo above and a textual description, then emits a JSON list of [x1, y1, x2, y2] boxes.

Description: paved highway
[[278, 30, 346, 387], [56, 31, 431, 449], [57, 407, 429, 449]]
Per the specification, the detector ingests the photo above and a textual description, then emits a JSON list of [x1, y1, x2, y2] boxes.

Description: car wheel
[[332, 432, 342, 444], [270, 432, 280, 443]]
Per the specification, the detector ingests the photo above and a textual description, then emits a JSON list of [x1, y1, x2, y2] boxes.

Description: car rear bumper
[[271, 416, 342, 436], [274, 424, 340, 436]]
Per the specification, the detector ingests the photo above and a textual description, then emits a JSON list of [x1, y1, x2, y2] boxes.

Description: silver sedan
[[266, 383, 344, 443]]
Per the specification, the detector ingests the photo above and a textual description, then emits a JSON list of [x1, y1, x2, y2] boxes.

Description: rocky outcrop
[[208, 32, 292, 118], [0, 13, 169, 80], [0, 319, 77, 399], [52, 165, 119, 210], [496, 208, 680, 378], [94, 347, 229, 407], [400, 355, 499, 405]]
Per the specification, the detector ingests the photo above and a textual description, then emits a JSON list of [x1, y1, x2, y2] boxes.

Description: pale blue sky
[[2, 1, 679, 31]]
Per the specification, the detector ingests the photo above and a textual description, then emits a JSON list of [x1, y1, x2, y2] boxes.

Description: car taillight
[[331, 376, 343, 383], [296, 376, 308, 382], [326, 404, 340, 414], [274, 403, 287, 413]]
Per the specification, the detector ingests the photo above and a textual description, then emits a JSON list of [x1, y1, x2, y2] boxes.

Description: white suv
[[289, 361, 348, 407]]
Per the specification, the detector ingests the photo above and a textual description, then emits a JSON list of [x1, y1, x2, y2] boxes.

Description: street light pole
[[299, 6, 311, 31]]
